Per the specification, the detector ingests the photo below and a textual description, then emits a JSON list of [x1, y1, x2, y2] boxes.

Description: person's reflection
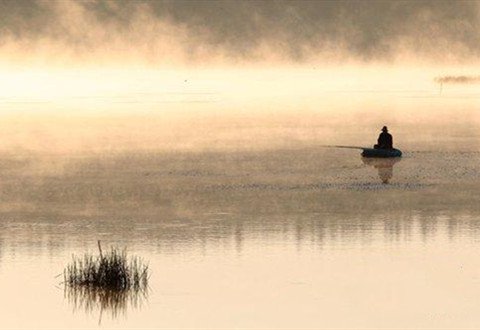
[[362, 157, 401, 184]]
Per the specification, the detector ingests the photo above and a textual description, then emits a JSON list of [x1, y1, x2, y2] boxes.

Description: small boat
[[361, 148, 402, 158]]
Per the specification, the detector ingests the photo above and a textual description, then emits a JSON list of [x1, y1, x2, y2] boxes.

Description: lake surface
[[1, 89, 480, 328]]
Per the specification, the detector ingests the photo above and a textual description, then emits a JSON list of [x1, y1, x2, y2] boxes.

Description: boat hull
[[361, 148, 402, 158]]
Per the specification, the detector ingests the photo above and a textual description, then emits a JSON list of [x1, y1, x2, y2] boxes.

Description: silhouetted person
[[374, 126, 393, 149]]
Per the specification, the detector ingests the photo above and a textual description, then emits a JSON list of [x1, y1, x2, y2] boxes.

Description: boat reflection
[[362, 157, 401, 184]]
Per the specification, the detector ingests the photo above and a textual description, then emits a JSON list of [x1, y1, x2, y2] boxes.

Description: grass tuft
[[64, 241, 149, 291]]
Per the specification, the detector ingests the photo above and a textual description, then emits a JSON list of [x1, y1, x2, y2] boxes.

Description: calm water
[[1, 113, 480, 328]]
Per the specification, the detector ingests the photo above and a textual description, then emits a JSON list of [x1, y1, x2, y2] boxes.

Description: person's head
[[381, 126, 388, 132]]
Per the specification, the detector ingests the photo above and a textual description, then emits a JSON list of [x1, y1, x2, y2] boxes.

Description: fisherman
[[374, 126, 393, 149]]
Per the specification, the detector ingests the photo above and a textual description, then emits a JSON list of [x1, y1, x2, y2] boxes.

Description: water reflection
[[362, 157, 401, 184], [0, 150, 478, 257], [0, 150, 480, 327], [65, 285, 148, 322]]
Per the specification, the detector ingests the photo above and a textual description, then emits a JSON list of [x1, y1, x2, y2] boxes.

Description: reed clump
[[64, 241, 149, 291]]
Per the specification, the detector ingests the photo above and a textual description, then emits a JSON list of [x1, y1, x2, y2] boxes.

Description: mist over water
[[1, 90, 480, 327], [1, 0, 480, 65], [0, 61, 479, 328], [1, 1, 480, 329]]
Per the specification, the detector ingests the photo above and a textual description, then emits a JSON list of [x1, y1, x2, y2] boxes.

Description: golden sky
[[0, 1, 479, 153]]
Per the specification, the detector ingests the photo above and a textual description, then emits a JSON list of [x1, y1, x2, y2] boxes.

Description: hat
[[381, 126, 388, 132]]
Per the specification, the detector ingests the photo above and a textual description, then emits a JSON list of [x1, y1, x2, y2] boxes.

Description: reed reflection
[[362, 157, 401, 184], [65, 285, 148, 322]]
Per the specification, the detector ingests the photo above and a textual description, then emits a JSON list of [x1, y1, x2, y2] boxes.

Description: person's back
[[375, 126, 393, 149]]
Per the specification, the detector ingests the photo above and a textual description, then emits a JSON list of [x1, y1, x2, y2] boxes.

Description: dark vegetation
[[63, 241, 149, 319], [64, 241, 149, 291]]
